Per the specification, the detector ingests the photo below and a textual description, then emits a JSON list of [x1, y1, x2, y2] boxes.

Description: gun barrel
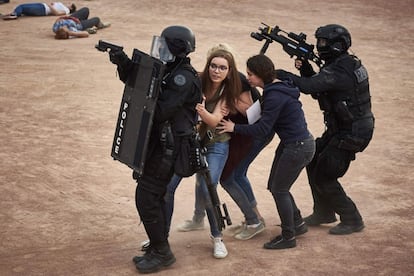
[[95, 40, 124, 52], [250, 32, 264, 41]]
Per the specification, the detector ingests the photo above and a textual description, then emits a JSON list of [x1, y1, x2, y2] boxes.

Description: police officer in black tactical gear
[[109, 25, 202, 273], [276, 24, 374, 235]]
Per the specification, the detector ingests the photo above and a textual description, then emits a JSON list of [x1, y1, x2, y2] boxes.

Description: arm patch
[[174, 74, 187, 86], [354, 65, 368, 83]]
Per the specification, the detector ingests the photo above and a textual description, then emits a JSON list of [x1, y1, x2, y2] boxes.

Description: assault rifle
[[251, 23, 323, 67], [195, 134, 232, 231], [95, 40, 123, 52]]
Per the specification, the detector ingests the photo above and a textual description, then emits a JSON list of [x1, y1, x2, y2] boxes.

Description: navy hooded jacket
[[234, 80, 310, 144]]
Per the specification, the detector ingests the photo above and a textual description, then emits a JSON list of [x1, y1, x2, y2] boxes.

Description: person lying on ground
[[52, 7, 110, 39], [3, 2, 76, 20]]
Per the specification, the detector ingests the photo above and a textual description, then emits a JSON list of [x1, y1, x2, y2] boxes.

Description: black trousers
[[70, 7, 100, 30], [306, 133, 363, 225], [134, 145, 175, 250]]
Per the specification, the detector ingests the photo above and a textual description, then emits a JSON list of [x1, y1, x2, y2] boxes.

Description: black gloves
[[109, 49, 129, 66]]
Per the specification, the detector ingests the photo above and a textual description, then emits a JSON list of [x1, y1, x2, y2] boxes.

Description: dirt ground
[[0, 0, 413, 275]]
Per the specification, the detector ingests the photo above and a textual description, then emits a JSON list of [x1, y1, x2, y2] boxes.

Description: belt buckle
[[207, 130, 214, 140]]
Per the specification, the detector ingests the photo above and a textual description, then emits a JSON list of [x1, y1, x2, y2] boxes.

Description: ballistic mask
[[315, 24, 351, 60]]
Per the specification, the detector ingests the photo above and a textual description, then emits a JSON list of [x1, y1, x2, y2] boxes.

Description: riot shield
[[111, 48, 165, 175]]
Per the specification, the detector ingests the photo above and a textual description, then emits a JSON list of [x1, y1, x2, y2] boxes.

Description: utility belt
[[199, 127, 231, 147]]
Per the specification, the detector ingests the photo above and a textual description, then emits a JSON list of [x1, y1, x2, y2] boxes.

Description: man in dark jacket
[[277, 24, 374, 235], [109, 25, 202, 273]]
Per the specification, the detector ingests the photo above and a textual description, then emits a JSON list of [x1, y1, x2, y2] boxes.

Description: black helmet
[[315, 24, 351, 60], [161, 25, 195, 58]]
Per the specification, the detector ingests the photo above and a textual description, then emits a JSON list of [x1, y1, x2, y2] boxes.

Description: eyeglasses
[[209, 63, 229, 72]]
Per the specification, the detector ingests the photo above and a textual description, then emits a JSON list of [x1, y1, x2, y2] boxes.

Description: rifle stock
[[199, 168, 232, 231]]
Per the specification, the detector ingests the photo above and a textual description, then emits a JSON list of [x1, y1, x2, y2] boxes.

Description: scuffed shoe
[[264, 235, 296, 250], [329, 222, 365, 235], [211, 236, 228, 259], [97, 21, 111, 29], [304, 213, 337, 226], [86, 26, 98, 34], [227, 221, 245, 235], [228, 218, 265, 235], [234, 222, 265, 240], [177, 219, 204, 232], [3, 13, 17, 20]]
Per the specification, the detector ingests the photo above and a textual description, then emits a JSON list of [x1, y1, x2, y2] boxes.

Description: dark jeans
[[220, 134, 273, 224], [306, 133, 363, 225], [70, 7, 100, 30], [13, 3, 46, 16], [268, 135, 315, 239]]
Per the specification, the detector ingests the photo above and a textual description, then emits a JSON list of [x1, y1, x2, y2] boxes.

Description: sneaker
[[3, 14, 17, 20], [234, 222, 265, 240], [86, 27, 97, 34], [304, 213, 337, 226], [295, 221, 308, 236], [227, 221, 245, 235], [329, 222, 365, 235], [97, 21, 111, 29], [177, 219, 204, 232], [135, 247, 176, 273], [211, 236, 228, 259], [228, 218, 265, 235], [264, 235, 296, 250]]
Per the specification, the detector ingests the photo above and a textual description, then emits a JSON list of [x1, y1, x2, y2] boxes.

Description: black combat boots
[[134, 244, 176, 274]]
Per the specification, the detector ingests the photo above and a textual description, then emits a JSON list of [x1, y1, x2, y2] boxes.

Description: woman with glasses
[[178, 46, 240, 259]]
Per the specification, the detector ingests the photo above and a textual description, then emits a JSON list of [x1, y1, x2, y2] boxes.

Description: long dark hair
[[246, 54, 276, 85], [200, 49, 241, 113]]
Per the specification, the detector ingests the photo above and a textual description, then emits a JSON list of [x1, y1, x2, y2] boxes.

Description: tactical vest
[[319, 55, 374, 151]]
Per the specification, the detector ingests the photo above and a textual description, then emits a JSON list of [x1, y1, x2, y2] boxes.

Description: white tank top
[[44, 2, 70, 15]]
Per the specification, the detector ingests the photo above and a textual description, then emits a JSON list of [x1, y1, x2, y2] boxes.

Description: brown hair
[[200, 48, 241, 113], [246, 54, 276, 85], [55, 28, 69, 39]]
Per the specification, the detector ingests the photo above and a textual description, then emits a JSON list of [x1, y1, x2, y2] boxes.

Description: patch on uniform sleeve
[[354, 65, 368, 83], [174, 74, 187, 86]]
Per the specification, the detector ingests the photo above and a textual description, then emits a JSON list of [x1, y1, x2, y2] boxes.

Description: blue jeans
[[14, 3, 46, 16], [164, 141, 229, 237], [194, 141, 229, 237], [268, 135, 315, 239], [220, 134, 274, 224]]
